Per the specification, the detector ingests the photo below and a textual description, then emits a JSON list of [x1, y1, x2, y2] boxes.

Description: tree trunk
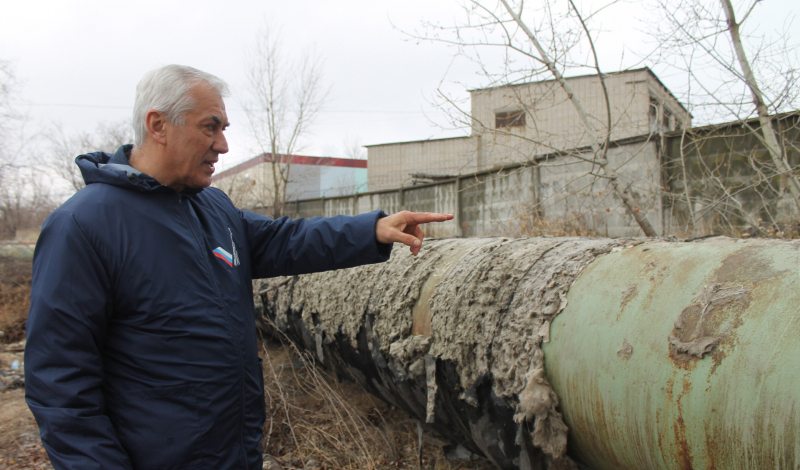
[[498, 0, 658, 237], [720, 0, 800, 214]]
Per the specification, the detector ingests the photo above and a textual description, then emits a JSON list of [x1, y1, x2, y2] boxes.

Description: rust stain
[[704, 424, 719, 470], [673, 376, 694, 470], [665, 377, 675, 402], [715, 246, 788, 283], [708, 341, 729, 376], [620, 284, 638, 309], [656, 408, 665, 460], [562, 374, 628, 469], [641, 258, 659, 273], [668, 347, 698, 371]]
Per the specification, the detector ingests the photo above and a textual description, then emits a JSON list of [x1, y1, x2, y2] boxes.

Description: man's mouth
[[204, 161, 216, 172]]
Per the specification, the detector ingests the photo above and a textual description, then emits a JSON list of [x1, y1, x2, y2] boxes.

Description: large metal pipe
[[544, 237, 800, 469], [256, 237, 800, 470]]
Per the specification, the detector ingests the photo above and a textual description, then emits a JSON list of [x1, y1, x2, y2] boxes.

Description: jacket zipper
[[176, 193, 251, 467], [177, 194, 219, 292]]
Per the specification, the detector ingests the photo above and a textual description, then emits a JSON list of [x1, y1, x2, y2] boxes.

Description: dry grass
[[0, 258, 32, 345], [258, 335, 493, 470], [502, 210, 598, 238]]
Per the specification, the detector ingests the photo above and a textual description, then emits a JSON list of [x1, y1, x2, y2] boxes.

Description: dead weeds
[[503, 211, 598, 238], [0, 258, 32, 345], [259, 339, 493, 470]]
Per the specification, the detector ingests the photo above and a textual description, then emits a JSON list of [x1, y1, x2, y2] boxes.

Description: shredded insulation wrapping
[[256, 237, 639, 469]]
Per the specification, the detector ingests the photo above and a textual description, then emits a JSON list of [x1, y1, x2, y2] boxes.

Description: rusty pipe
[[257, 237, 800, 470]]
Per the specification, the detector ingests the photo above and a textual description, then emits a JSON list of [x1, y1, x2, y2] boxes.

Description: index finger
[[407, 212, 454, 224]]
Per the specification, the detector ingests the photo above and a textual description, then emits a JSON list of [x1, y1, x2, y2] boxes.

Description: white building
[[212, 153, 368, 211]]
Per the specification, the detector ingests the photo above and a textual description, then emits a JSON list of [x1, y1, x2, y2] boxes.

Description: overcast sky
[[1, 0, 796, 172]]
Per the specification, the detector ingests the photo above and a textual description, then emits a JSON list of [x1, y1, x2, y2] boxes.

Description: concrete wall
[[537, 140, 662, 237], [288, 137, 662, 238], [662, 113, 800, 236]]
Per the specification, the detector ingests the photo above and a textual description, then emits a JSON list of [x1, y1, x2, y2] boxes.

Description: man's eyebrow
[[210, 115, 231, 128]]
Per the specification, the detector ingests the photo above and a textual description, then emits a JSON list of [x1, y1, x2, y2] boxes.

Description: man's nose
[[213, 131, 229, 154]]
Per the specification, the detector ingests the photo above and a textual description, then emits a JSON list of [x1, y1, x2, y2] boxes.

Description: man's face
[[162, 84, 229, 191]]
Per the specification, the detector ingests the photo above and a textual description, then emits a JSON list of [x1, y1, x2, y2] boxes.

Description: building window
[[495, 110, 526, 128], [663, 108, 673, 131], [649, 94, 659, 133]]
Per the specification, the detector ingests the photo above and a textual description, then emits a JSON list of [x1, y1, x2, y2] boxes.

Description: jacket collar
[[77, 145, 204, 196]]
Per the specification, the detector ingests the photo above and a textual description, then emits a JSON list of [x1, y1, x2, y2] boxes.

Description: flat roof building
[[212, 153, 367, 212], [366, 68, 690, 191]]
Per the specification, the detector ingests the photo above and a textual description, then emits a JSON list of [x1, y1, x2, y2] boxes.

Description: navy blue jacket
[[25, 145, 391, 469]]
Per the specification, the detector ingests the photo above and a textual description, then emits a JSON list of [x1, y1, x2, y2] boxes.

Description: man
[[24, 65, 452, 470]]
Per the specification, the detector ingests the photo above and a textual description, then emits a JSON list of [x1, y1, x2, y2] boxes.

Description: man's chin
[[183, 179, 213, 191]]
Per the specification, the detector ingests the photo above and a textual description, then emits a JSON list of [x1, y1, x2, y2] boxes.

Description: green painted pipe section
[[543, 238, 800, 469]]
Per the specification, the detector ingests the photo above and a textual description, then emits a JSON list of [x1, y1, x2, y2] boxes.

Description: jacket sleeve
[[241, 209, 393, 279], [24, 210, 133, 470]]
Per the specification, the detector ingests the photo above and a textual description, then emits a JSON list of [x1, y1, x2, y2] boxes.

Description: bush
[[0, 257, 32, 344]]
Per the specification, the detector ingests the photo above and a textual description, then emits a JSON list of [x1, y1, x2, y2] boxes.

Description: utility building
[[366, 68, 690, 191], [212, 153, 367, 212]]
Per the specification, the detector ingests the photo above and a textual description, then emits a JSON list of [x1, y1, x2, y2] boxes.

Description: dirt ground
[[0, 388, 52, 470], [0, 339, 52, 470]]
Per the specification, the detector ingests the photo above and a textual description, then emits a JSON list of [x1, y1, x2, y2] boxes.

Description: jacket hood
[[76, 144, 203, 195]]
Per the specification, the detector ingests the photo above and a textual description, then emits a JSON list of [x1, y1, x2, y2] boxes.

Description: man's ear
[[145, 109, 168, 145]]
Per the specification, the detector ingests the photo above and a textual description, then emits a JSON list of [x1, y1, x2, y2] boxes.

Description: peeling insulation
[[257, 237, 638, 469]]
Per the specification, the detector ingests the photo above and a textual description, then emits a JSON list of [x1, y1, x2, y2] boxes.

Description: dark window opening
[[649, 94, 659, 132], [495, 110, 526, 128], [664, 108, 673, 131]]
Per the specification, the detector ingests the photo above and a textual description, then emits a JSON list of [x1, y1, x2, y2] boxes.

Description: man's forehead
[[191, 84, 227, 111]]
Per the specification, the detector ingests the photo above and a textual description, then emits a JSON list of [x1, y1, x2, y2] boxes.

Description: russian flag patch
[[212, 247, 234, 267]]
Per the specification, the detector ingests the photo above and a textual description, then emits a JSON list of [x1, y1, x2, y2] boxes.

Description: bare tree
[[502, 0, 658, 236], [342, 136, 367, 160], [651, 0, 800, 235], [0, 60, 24, 174], [45, 119, 134, 193], [243, 24, 328, 218], [0, 60, 58, 239], [720, 0, 800, 211], [214, 172, 259, 209], [411, 0, 661, 236], [0, 166, 57, 239], [662, 116, 800, 238]]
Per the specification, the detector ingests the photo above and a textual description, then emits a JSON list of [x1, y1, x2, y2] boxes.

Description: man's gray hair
[[133, 65, 229, 147]]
